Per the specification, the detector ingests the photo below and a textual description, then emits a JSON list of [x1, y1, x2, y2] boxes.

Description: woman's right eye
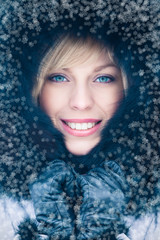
[[48, 74, 68, 82]]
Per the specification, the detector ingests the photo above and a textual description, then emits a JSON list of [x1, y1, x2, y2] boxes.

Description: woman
[[0, 0, 159, 240], [33, 34, 126, 156], [29, 33, 129, 240]]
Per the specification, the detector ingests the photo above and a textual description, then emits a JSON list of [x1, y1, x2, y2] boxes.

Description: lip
[[61, 119, 102, 137], [61, 119, 101, 123]]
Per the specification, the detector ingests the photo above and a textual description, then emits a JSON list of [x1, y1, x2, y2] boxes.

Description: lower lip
[[61, 121, 101, 137]]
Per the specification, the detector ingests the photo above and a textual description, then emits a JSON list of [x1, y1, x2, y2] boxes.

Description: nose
[[69, 84, 94, 111]]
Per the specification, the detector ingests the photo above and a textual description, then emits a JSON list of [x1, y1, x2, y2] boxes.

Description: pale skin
[[40, 51, 124, 155]]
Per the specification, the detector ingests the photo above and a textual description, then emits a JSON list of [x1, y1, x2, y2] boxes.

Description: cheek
[[96, 88, 123, 117], [40, 87, 65, 117]]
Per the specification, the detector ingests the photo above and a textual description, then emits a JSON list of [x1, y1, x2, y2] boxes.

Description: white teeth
[[75, 123, 81, 130], [68, 122, 76, 129], [87, 123, 93, 129], [66, 122, 97, 130], [82, 123, 88, 130]]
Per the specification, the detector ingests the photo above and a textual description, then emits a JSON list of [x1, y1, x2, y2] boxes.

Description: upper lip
[[61, 119, 101, 123]]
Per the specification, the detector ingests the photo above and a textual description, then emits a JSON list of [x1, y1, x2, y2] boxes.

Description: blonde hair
[[32, 34, 128, 103]]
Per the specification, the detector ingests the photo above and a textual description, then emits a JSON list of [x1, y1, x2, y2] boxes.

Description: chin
[[65, 138, 100, 156], [69, 148, 91, 156]]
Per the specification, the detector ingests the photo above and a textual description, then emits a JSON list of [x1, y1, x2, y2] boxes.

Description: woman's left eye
[[48, 75, 68, 82], [95, 76, 114, 83]]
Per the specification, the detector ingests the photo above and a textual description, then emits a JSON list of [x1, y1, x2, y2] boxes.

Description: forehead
[[61, 53, 117, 72], [43, 37, 115, 73], [49, 50, 115, 73]]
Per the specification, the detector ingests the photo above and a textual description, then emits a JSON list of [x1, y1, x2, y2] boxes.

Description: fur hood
[[0, 0, 160, 217]]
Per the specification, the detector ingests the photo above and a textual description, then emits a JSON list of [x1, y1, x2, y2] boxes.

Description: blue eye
[[48, 75, 68, 82], [95, 76, 114, 83]]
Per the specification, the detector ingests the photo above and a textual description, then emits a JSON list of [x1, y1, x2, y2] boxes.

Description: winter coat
[[0, 0, 160, 239]]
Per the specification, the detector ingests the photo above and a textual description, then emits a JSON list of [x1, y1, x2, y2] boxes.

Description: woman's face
[[40, 51, 124, 155]]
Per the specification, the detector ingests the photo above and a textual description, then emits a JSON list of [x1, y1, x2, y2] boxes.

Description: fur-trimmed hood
[[0, 0, 160, 218]]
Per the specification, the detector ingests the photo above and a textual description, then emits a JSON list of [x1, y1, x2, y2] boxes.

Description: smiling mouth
[[61, 120, 101, 130]]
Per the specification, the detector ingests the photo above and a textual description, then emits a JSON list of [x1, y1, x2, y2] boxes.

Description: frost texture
[[0, 0, 160, 239]]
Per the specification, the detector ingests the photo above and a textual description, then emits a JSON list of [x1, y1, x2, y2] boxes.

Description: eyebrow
[[62, 64, 118, 73], [94, 64, 118, 72]]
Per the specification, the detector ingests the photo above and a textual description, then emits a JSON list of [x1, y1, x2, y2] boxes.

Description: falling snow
[[0, 0, 160, 239]]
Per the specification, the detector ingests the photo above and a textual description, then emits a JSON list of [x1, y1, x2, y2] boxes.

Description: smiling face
[[35, 36, 125, 155]]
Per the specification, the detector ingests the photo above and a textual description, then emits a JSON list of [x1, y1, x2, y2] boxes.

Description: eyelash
[[47, 74, 68, 82], [94, 75, 115, 83], [47, 74, 115, 83]]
